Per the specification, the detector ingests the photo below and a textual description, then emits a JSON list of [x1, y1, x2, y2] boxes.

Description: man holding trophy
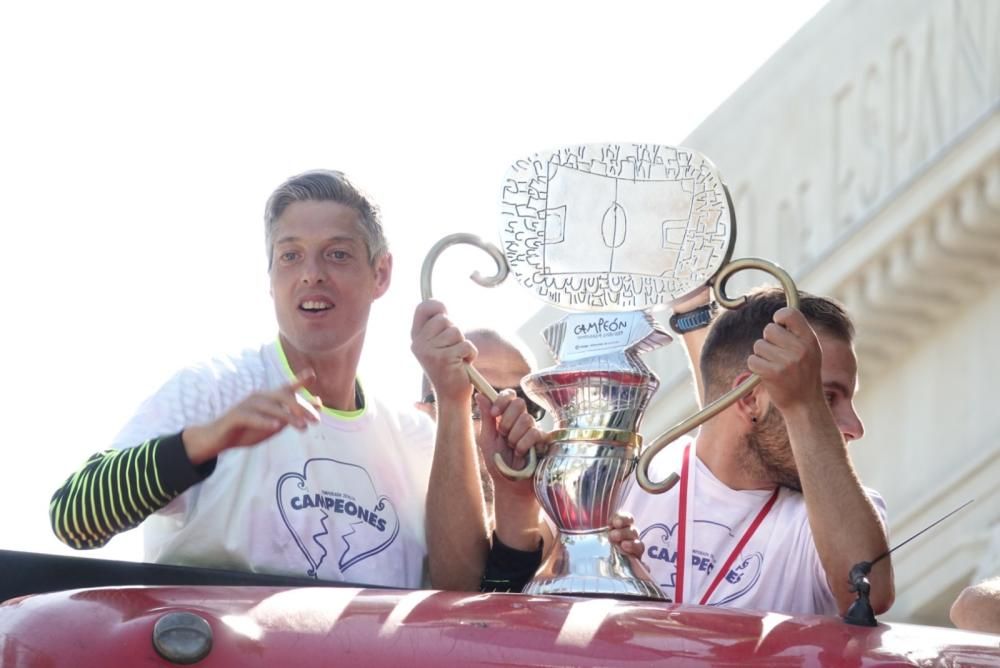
[[418, 143, 894, 617], [478, 287, 893, 616]]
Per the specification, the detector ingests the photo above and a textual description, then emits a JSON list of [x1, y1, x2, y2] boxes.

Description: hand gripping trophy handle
[[636, 257, 800, 494], [419, 233, 538, 480]]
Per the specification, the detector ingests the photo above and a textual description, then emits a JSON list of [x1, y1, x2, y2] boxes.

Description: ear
[[372, 252, 393, 300], [730, 371, 770, 426]]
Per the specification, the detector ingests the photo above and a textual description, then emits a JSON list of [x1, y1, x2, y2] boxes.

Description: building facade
[[520, 0, 999, 625]]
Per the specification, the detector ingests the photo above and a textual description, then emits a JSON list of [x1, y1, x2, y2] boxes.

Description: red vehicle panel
[[3, 585, 999, 667]]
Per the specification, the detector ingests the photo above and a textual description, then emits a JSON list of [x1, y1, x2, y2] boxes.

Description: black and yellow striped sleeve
[[49, 433, 216, 550]]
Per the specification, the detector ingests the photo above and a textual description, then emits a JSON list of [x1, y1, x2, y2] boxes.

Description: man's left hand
[[747, 306, 825, 412], [609, 511, 644, 559]]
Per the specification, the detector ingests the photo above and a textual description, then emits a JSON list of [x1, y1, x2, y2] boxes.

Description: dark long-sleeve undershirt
[[49, 433, 215, 550]]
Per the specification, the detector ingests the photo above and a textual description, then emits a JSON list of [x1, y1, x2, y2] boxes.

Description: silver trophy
[[519, 311, 671, 597], [421, 143, 798, 600]]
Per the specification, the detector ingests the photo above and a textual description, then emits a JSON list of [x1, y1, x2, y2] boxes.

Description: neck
[[695, 421, 776, 491], [279, 335, 362, 411]]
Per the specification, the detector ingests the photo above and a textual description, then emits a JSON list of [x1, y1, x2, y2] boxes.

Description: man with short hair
[[482, 288, 894, 615], [50, 170, 438, 589]]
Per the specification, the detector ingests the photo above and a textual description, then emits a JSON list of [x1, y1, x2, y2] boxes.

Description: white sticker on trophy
[[558, 312, 652, 361]]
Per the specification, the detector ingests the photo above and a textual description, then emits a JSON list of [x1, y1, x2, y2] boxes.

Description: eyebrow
[[824, 381, 855, 398], [274, 235, 361, 246]]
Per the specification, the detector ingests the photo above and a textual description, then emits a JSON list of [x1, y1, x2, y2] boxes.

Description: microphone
[[843, 499, 974, 627]]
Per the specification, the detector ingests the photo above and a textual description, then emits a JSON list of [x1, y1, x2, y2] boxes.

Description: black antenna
[[844, 499, 974, 627]]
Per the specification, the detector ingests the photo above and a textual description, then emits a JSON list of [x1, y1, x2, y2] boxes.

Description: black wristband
[[669, 301, 718, 334], [479, 532, 544, 593]]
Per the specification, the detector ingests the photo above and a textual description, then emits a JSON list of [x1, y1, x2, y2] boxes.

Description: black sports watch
[[669, 301, 718, 334]]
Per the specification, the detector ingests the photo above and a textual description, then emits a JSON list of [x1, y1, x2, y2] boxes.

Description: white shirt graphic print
[[623, 439, 887, 616]]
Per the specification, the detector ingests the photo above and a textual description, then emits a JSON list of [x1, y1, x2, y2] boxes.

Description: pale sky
[[0, 0, 828, 562]]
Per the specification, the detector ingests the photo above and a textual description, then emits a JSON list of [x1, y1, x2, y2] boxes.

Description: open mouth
[[299, 300, 334, 313]]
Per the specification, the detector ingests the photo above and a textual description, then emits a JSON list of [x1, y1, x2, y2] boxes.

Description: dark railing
[[0, 549, 388, 603]]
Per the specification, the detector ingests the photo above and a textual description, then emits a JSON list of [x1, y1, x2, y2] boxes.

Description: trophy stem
[[523, 530, 668, 601]]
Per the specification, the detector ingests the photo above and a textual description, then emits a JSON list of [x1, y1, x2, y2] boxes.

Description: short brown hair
[[700, 287, 855, 401]]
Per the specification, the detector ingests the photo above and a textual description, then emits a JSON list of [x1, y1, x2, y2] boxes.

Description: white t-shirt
[[112, 341, 436, 589], [623, 439, 887, 616]]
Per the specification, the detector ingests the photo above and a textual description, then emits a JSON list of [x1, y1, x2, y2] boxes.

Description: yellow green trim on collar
[[274, 340, 366, 420]]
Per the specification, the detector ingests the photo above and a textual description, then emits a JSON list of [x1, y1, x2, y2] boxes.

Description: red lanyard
[[674, 443, 780, 605]]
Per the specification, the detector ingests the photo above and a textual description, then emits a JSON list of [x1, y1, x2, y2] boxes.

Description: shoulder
[[951, 576, 1000, 633], [169, 344, 277, 396], [111, 343, 277, 448], [861, 486, 889, 524], [370, 396, 436, 445], [188, 344, 275, 386]]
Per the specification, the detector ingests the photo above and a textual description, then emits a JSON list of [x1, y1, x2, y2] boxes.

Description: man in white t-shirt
[[481, 288, 894, 616], [49, 170, 439, 589]]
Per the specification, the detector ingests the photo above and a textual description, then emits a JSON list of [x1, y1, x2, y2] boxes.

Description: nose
[[300, 253, 326, 284], [837, 404, 865, 443]]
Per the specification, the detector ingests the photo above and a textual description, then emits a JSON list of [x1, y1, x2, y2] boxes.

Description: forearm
[[49, 433, 215, 549], [785, 402, 894, 614], [492, 482, 545, 551], [425, 398, 490, 590], [679, 327, 709, 407], [481, 492, 550, 592], [670, 288, 715, 406], [480, 531, 543, 592]]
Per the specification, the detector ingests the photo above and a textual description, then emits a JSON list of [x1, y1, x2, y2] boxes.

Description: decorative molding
[[830, 150, 1000, 373]]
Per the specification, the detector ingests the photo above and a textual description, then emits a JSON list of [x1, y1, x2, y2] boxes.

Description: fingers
[[288, 367, 317, 391], [476, 393, 499, 442], [748, 309, 819, 373], [248, 392, 317, 431], [608, 512, 644, 559], [772, 306, 812, 337], [411, 301, 468, 354], [490, 389, 543, 458], [510, 425, 545, 459], [411, 299, 448, 338]]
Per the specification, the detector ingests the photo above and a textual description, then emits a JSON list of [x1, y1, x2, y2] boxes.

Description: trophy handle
[[636, 258, 800, 494], [419, 233, 538, 480]]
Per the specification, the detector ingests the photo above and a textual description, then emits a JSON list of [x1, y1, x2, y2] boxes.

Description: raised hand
[[182, 369, 320, 465], [410, 299, 477, 405], [747, 307, 825, 413], [477, 392, 545, 488]]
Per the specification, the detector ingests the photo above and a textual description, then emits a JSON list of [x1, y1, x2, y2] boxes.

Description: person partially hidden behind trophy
[[480, 288, 895, 616], [50, 170, 453, 589], [409, 317, 644, 590]]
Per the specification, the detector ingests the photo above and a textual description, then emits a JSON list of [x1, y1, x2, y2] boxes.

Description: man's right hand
[[182, 369, 320, 465]]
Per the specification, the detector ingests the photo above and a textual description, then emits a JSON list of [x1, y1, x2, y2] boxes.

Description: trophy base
[[522, 530, 669, 601]]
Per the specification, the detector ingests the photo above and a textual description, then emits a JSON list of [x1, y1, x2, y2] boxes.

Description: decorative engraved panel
[[500, 144, 735, 312]]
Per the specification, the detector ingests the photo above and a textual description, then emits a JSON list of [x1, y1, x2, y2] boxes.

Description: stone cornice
[[801, 111, 1000, 371], [637, 111, 998, 433]]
